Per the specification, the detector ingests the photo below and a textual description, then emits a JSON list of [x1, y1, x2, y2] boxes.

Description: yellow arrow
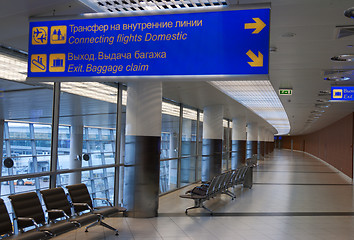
[[246, 50, 263, 67], [244, 18, 266, 34]]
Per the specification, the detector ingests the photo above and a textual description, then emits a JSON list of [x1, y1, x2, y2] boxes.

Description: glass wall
[[0, 79, 234, 212], [180, 107, 198, 187], [56, 82, 119, 205], [222, 119, 232, 172], [159, 102, 180, 193]]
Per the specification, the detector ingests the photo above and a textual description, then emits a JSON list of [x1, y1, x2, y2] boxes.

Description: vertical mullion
[[195, 110, 200, 181], [114, 84, 122, 207], [4, 122, 14, 194], [29, 123, 40, 193], [99, 129, 109, 199], [227, 120, 230, 170], [177, 104, 183, 188]]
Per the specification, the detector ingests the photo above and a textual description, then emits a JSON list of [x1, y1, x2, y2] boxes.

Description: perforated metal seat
[[8, 192, 77, 237], [40, 188, 99, 229], [66, 183, 126, 236], [0, 198, 46, 240]]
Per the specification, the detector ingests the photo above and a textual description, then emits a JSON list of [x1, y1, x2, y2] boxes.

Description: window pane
[[180, 108, 197, 186], [33, 124, 51, 139], [159, 159, 177, 193], [161, 111, 180, 159], [8, 122, 30, 139]]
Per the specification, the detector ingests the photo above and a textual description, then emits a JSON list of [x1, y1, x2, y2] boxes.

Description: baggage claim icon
[[49, 54, 66, 72]]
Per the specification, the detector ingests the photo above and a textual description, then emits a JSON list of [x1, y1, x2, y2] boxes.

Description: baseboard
[[282, 148, 353, 184]]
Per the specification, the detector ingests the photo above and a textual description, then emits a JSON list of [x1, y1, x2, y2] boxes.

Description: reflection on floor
[[53, 150, 354, 240]]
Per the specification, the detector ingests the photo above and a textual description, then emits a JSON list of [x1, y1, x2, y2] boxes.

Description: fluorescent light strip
[[223, 119, 228, 128], [80, 0, 226, 12], [0, 52, 27, 82], [183, 108, 197, 121], [210, 81, 290, 135], [162, 102, 180, 117]]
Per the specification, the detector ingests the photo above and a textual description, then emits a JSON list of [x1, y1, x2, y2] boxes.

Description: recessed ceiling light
[[316, 99, 329, 103], [311, 110, 325, 113], [210, 80, 290, 135], [324, 76, 350, 81], [315, 103, 330, 108], [331, 54, 354, 62]]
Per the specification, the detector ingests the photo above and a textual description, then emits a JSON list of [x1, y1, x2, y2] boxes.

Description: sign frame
[[26, 4, 270, 82], [331, 86, 354, 101]]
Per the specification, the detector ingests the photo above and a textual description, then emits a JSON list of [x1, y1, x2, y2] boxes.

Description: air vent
[[336, 25, 354, 39]]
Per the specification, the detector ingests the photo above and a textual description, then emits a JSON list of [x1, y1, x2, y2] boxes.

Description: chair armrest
[[93, 197, 113, 207], [72, 203, 94, 213], [17, 217, 40, 230], [47, 209, 70, 220]]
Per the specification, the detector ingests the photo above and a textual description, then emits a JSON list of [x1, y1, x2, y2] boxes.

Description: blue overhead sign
[[27, 9, 269, 78], [331, 86, 354, 101]]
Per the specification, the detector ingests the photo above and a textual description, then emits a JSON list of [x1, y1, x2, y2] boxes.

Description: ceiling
[[0, 0, 354, 135]]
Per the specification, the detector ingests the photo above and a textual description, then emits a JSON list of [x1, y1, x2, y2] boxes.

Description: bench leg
[[201, 204, 213, 215], [85, 215, 119, 236], [224, 190, 236, 200], [185, 199, 213, 215], [99, 221, 119, 236]]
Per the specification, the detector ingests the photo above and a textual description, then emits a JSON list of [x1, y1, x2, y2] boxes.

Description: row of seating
[[0, 183, 126, 240], [179, 165, 252, 215]]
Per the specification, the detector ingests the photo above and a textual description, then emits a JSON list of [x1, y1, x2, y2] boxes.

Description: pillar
[[124, 82, 162, 218], [202, 105, 223, 182], [264, 129, 269, 157], [69, 123, 83, 185], [270, 132, 275, 152], [257, 127, 265, 160], [231, 117, 246, 169], [246, 122, 258, 159]]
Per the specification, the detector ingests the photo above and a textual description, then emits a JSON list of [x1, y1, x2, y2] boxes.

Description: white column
[[246, 122, 258, 159], [124, 81, 162, 218], [202, 105, 223, 182], [231, 117, 246, 169]]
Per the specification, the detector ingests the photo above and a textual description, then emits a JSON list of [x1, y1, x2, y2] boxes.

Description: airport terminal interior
[[1, 0, 354, 239]]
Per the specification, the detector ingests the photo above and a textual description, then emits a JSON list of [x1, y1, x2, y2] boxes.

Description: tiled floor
[[53, 150, 354, 239]]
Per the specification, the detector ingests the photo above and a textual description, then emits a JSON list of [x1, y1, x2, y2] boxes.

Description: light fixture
[[324, 76, 350, 81], [79, 0, 226, 12], [344, 7, 354, 18], [316, 99, 329, 103], [311, 110, 325, 113], [209, 80, 290, 135], [315, 103, 330, 108], [331, 54, 354, 62], [0, 46, 27, 82]]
